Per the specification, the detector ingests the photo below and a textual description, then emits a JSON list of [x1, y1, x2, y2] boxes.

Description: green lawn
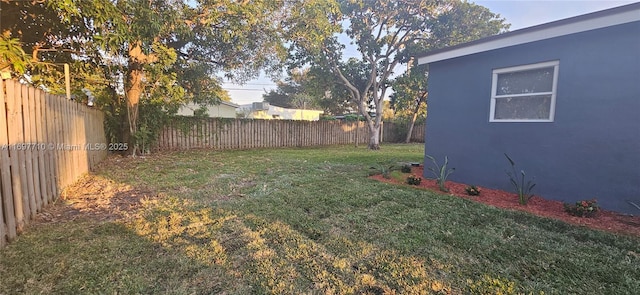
[[1, 144, 639, 294]]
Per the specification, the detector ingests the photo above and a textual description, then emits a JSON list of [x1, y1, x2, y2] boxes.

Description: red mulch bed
[[370, 166, 640, 237]]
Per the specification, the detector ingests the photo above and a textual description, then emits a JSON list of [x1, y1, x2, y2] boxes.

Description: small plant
[[504, 153, 536, 205], [465, 185, 481, 196], [400, 164, 412, 173], [425, 155, 455, 192], [406, 174, 422, 185], [564, 199, 600, 217], [370, 161, 397, 179]]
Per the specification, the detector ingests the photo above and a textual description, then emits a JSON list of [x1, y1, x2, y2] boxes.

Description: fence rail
[[0, 79, 107, 248]]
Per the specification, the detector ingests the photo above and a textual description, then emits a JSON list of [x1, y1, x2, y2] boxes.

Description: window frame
[[489, 60, 559, 122]]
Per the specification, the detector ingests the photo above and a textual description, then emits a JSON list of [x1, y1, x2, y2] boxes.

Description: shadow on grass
[[3, 145, 639, 295], [0, 220, 241, 294]]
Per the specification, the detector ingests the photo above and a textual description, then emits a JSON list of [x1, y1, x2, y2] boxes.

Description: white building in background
[[176, 101, 239, 118], [237, 102, 324, 121]]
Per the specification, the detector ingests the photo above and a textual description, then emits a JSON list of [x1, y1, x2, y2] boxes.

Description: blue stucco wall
[[424, 21, 640, 214]]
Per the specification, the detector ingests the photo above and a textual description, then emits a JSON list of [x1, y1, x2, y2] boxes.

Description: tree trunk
[[405, 94, 427, 143], [367, 120, 381, 150], [404, 107, 420, 143], [125, 41, 155, 156], [125, 60, 143, 156]]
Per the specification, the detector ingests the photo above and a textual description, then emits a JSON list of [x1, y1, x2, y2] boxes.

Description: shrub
[[400, 164, 412, 173], [425, 155, 455, 192], [504, 153, 536, 205], [370, 162, 397, 179], [465, 185, 481, 196], [564, 199, 600, 217], [406, 175, 422, 185], [320, 115, 337, 121]]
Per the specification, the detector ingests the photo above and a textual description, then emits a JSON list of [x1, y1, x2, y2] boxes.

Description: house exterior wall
[[423, 21, 640, 214], [241, 105, 324, 121], [177, 102, 237, 118]]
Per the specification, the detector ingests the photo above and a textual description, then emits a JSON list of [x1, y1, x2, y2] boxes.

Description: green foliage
[[390, 66, 428, 120], [406, 175, 422, 186], [344, 114, 365, 122], [385, 118, 412, 143], [3, 0, 295, 154], [102, 97, 128, 146], [263, 67, 352, 115], [192, 106, 209, 118], [1, 0, 122, 92], [465, 185, 481, 196], [285, 0, 509, 149], [133, 101, 170, 154], [0, 34, 30, 75], [564, 199, 600, 218], [5, 0, 511, 152], [320, 115, 337, 121], [504, 154, 536, 205], [385, 170, 405, 183], [400, 164, 412, 173], [389, 65, 428, 143], [425, 155, 455, 192], [370, 161, 398, 179]]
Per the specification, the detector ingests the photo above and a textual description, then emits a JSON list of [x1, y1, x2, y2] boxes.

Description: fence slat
[[19, 84, 37, 218], [6, 81, 28, 231], [34, 86, 48, 207], [45, 94, 56, 200], [0, 79, 16, 244], [25, 85, 42, 213]]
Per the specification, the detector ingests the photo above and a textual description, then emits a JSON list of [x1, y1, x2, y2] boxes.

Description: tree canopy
[[1, 0, 510, 152], [263, 63, 372, 116], [390, 64, 429, 143], [285, 0, 510, 149], [1, 0, 289, 154]]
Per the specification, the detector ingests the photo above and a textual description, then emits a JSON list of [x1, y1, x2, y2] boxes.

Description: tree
[[285, 0, 509, 149], [0, 0, 120, 92], [390, 65, 428, 143], [263, 68, 310, 109], [3, 0, 290, 155], [303, 65, 357, 115], [109, 0, 290, 154], [263, 66, 354, 115]]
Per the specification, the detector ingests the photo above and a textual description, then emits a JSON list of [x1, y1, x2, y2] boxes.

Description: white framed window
[[490, 61, 559, 122]]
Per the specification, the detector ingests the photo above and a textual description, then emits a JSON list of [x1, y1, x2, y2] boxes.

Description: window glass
[[494, 95, 551, 120], [491, 61, 558, 122], [496, 67, 554, 95]]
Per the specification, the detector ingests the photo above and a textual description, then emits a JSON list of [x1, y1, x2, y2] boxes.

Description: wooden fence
[[157, 118, 376, 150], [156, 118, 427, 151], [382, 122, 426, 143], [0, 79, 107, 248]]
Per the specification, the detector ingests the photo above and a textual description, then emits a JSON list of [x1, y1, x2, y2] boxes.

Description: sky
[[224, 0, 638, 106]]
